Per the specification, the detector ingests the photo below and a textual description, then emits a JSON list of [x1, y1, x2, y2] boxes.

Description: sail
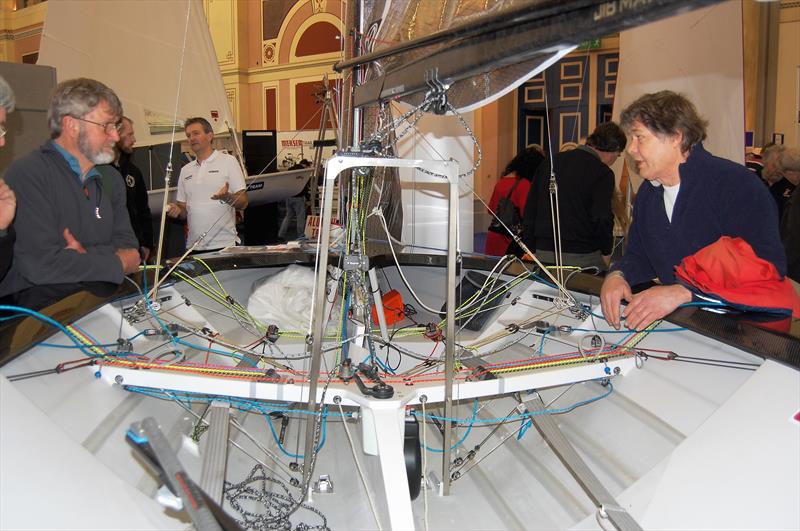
[[37, 0, 234, 147], [355, 0, 572, 113], [347, 0, 721, 113]]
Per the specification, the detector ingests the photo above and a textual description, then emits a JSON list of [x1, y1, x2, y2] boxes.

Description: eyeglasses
[[73, 116, 122, 135], [0, 124, 6, 139]]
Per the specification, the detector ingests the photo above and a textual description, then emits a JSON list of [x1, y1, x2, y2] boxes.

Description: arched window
[[295, 21, 340, 57]]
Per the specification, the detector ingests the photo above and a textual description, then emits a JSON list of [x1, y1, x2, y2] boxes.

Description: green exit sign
[[578, 39, 602, 50]]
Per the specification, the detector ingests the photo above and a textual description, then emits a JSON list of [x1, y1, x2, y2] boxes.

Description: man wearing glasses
[[0, 77, 139, 298]]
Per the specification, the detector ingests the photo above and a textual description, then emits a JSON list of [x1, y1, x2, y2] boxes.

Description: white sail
[[37, 0, 234, 147]]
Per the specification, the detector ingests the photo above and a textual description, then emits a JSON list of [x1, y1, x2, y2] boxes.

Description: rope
[[336, 399, 382, 531]]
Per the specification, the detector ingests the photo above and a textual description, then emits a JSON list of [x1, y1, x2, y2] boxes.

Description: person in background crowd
[[761, 143, 785, 187], [0, 78, 139, 298], [778, 147, 800, 282], [166, 117, 247, 253], [522, 122, 626, 271], [484, 146, 544, 256], [745, 146, 764, 181], [601, 91, 786, 330], [278, 158, 312, 241], [112, 116, 154, 261], [762, 143, 794, 220], [0, 75, 16, 281]]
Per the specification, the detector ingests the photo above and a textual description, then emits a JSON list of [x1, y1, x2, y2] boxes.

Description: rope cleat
[[266, 324, 280, 343]]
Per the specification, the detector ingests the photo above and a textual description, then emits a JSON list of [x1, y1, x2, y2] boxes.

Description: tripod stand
[[309, 74, 340, 215]]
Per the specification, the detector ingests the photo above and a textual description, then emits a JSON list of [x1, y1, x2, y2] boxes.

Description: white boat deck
[[2, 266, 798, 530]]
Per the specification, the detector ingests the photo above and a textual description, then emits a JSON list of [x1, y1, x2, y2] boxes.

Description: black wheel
[[404, 417, 422, 500]]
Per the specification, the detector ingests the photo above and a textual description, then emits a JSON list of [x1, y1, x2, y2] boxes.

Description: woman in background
[[484, 146, 545, 256]]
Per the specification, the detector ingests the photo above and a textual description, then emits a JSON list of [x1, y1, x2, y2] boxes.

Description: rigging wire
[[336, 399, 383, 531], [152, 0, 193, 293], [542, 75, 566, 290], [366, 93, 577, 307], [452, 381, 614, 480]]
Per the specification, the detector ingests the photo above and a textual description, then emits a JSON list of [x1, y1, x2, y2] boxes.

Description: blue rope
[[35, 341, 118, 349], [415, 381, 614, 426], [124, 386, 350, 419], [172, 337, 259, 367], [571, 327, 687, 333], [265, 406, 327, 458], [363, 353, 395, 374], [141, 271, 179, 349], [536, 330, 549, 355], [420, 399, 478, 453], [35, 329, 147, 350], [0, 305, 101, 358]]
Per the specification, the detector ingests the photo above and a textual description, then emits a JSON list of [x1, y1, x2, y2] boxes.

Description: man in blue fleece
[[600, 91, 786, 330], [0, 78, 139, 297]]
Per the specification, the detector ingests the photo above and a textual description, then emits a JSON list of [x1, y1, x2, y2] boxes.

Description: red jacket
[[484, 175, 530, 256], [675, 236, 800, 317]]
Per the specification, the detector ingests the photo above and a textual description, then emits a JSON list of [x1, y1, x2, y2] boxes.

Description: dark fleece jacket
[[0, 141, 138, 297]]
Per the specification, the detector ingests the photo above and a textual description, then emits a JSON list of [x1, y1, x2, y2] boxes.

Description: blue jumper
[[615, 144, 786, 286]]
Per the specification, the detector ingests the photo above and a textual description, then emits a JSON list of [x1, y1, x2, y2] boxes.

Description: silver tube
[[442, 159, 459, 495], [368, 267, 390, 342], [301, 157, 338, 497]]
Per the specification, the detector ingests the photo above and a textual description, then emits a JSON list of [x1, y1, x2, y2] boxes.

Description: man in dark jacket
[[0, 78, 139, 297], [522, 122, 626, 271], [113, 116, 154, 261], [0, 75, 16, 282]]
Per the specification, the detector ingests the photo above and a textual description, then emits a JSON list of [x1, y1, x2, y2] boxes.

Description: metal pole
[[301, 158, 338, 496], [340, 0, 358, 149], [442, 160, 459, 495], [301, 155, 456, 498]]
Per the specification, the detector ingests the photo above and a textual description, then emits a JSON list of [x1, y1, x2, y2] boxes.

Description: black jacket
[[0, 225, 13, 282], [770, 177, 795, 222], [522, 146, 614, 256], [113, 152, 154, 251], [781, 185, 800, 282]]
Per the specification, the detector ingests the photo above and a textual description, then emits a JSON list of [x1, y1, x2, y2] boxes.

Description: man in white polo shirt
[[166, 117, 247, 252]]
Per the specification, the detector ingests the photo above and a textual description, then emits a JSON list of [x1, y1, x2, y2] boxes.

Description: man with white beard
[[0, 78, 139, 297]]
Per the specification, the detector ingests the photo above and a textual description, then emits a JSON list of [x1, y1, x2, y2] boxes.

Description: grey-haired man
[[0, 77, 139, 297]]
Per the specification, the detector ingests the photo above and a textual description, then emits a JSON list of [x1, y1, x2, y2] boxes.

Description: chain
[[364, 97, 482, 180], [294, 365, 338, 517], [366, 96, 434, 149], [224, 464, 330, 531], [448, 101, 482, 178]]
